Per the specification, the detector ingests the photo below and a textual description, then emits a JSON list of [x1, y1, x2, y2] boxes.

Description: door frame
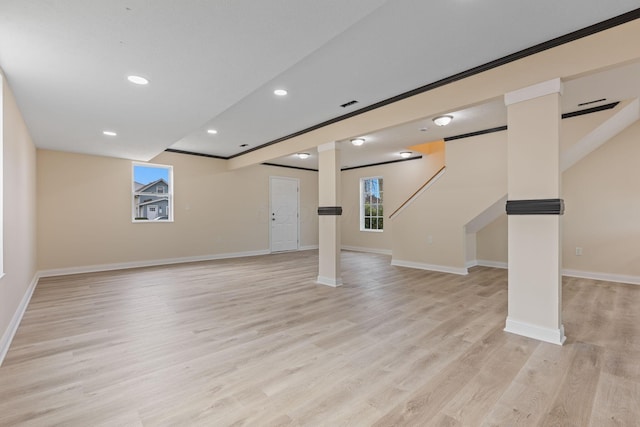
[[269, 176, 300, 253]]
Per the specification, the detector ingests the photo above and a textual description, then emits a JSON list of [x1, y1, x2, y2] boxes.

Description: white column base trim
[[316, 275, 343, 287], [38, 250, 271, 277], [504, 317, 566, 346], [391, 259, 468, 276], [341, 245, 392, 256], [1, 272, 40, 366]]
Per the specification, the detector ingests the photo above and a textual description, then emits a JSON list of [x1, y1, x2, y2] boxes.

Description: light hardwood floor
[[1, 251, 639, 426]]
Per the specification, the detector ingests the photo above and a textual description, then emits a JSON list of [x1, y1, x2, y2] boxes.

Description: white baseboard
[[391, 259, 468, 276], [466, 260, 478, 268], [1, 272, 40, 366], [477, 260, 509, 269], [562, 269, 640, 286], [504, 317, 566, 346], [38, 250, 272, 278], [316, 275, 343, 287], [466, 263, 638, 285], [341, 245, 392, 256], [299, 245, 319, 251]]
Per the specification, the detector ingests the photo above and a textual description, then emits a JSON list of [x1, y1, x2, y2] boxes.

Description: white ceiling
[[271, 60, 640, 169], [1, 1, 639, 167]]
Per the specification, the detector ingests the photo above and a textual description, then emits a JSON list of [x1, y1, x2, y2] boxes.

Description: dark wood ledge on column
[[318, 206, 343, 216], [506, 199, 565, 215]]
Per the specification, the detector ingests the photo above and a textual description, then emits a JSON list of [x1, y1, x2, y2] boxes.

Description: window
[[360, 177, 383, 231], [132, 162, 173, 222]]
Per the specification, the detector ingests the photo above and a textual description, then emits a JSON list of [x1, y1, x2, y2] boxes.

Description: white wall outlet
[[427, 235, 433, 244], [575, 247, 583, 256]]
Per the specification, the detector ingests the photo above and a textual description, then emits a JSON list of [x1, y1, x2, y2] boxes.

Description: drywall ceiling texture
[[228, 17, 640, 170], [0, 1, 639, 163]]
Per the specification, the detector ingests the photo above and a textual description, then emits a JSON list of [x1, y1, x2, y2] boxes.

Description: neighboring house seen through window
[[132, 163, 173, 222], [360, 177, 383, 231]]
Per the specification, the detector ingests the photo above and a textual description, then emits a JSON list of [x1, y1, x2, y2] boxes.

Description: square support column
[[317, 141, 342, 287], [504, 78, 566, 345]]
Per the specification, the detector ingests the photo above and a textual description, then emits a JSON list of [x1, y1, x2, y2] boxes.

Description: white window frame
[[360, 176, 384, 232], [132, 162, 174, 222]]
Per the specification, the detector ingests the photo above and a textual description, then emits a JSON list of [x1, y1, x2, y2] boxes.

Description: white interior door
[[270, 177, 299, 252]]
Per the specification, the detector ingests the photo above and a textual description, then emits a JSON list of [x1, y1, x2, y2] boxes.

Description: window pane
[[133, 163, 173, 221], [360, 177, 383, 231]]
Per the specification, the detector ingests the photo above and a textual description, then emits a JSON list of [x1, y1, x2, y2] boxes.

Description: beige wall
[[37, 150, 318, 271], [476, 107, 628, 265], [477, 215, 508, 263], [340, 149, 445, 253], [392, 131, 508, 270], [0, 74, 38, 352], [477, 117, 640, 278], [563, 119, 640, 277]]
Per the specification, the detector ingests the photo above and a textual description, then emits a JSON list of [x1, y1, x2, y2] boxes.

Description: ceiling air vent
[[340, 100, 359, 108], [577, 98, 606, 107]]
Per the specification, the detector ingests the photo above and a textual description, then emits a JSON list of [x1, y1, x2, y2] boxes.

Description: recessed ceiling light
[[207, 129, 218, 134], [351, 138, 365, 146], [297, 153, 310, 159], [400, 151, 412, 158], [103, 130, 117, 136], [433, 115, 453, 126], [274, 89, 288, 96], [127, 75, 149, 85]]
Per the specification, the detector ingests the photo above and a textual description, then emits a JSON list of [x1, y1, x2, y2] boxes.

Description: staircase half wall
[[391, 130, 507, 274]]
